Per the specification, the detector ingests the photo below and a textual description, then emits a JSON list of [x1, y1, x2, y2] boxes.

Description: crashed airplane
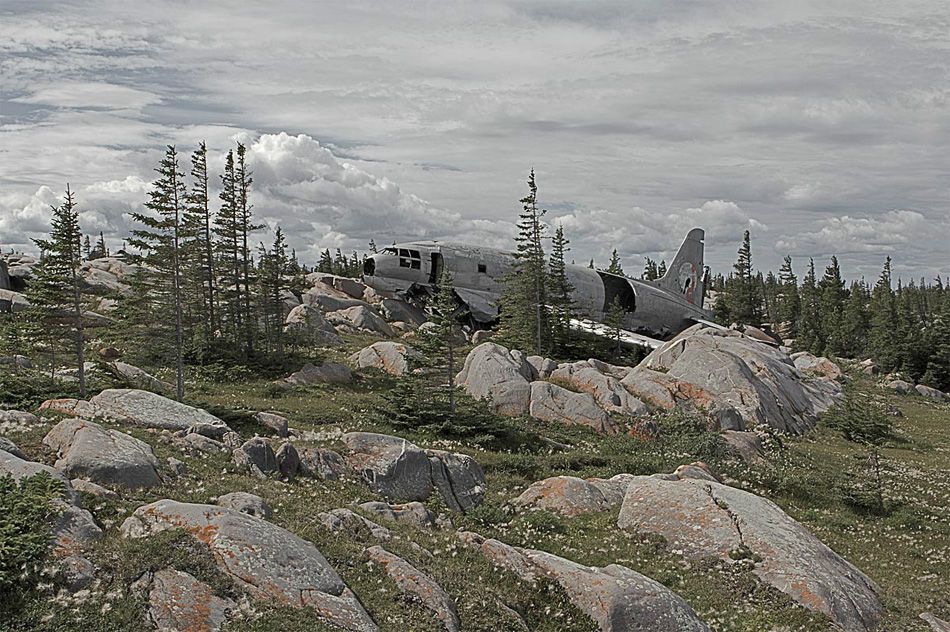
[[361, 228, 714, 348]]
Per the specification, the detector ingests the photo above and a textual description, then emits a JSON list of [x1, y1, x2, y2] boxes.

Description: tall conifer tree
[[548, 224, 575, 354]]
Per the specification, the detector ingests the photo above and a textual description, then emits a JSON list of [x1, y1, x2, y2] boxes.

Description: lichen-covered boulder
[[510, 474, 634, 516], [216, 492, 272, 519], [915, 384, 949, 402], [43, 418, 161, 488], [366, 546, 459, 632], [627, 325, 842, 434], [460, 531, 710, 632], [886, 379, 915, 395], [0, 409, 39, 426], [255, 411, 289, 437], [550, 362, 649, 417], [348, 341, 421, 377], [342, 432, 432, 501], [232, 438, 278, 478], [121, 500, 378, 632], [284, 304, 343, 346], [148, 567, 236, 632], [791, 352, 844, 380], [617, 476, 882, 631], [275, 362, 352, 388], [328, 305, 394, 337], [88, 389, 231, 432], [299, 447, 349, 480], [426, 449, 486, 512], [529, 381, 616, 434], [456, 343, 536, 416]]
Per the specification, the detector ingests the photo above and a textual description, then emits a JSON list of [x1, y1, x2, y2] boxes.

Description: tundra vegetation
[[0, 155, 947, 632]]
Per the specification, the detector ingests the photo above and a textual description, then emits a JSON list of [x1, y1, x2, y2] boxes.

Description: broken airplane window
[[399, 248, 422, 270], [478, 263, 487, 273]]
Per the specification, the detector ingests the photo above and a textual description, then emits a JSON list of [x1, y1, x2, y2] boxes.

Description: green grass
[[0, 338, 948, 631]]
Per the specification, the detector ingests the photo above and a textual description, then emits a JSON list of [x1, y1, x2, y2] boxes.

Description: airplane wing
[[454, 287, 500, 323], [570, 318, 665, 349], [690, 317, 729, 331]]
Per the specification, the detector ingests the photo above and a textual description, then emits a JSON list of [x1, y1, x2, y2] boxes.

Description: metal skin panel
[[363, 231, 710, 341]]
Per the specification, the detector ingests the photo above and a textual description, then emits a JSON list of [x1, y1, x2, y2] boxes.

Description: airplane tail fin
[[658, 228, 704, 306]]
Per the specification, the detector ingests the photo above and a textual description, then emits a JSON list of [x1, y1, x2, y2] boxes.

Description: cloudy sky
[[1, 0, 947, 280]]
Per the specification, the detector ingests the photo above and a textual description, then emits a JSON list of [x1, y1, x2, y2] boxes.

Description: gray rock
[[617, 476, 882, 631], [108, 361, 172, 393], [216, 491, 272, 519], [59, 554, 96, 591], [0, 288, 30, 313], [121, 500, 378, 631], [550, 363, 649, 417], [0, 354, 31, 368], [456, 342, 536, 416], [43, 418, 161, 488], [167, 457, 187, 476], [221, 431, 243, 449], [380, 298, 427, 327], [299, 447, 349, 480], [359, 501, 437, 528], [510, 474, 634, 516], [328, 305, 394, 337], [366, 546, 459, 632], [70, 478, 117, 498], [915, 384, 949, 402], [886, 379, 915, 395], [426, 449, 486, 512], [318, 508, 392, 541], [921, 613, 950, 632], [284, 304, 344, 346], [626, 325, 841, 434], [791, 352, 844, 380], [529, 381, 616, 434], [174, 432, 229, 455], [460, 531, 710, 632], [232, 438, 278, 478], [343, 432, 433, 501], [275, 362, 353, 388], [88, 389, 231, 432], [471, 330, 494, 345], [256, 411, 289, 437], [527, 355, 558, 379], [183, 422, 230, 440], [148, 567, 235, 632], [721, 430, 766, 463], [0, 437, 27, 460], [348, 341, 421, 376], [0, 409, 39, 425], [275, 441, 300, 479], [0, 260, 8, 289], [304, 289, 370, 314]]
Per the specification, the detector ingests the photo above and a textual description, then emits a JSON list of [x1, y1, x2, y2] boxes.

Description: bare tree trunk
[[172, 168, 185, 402]]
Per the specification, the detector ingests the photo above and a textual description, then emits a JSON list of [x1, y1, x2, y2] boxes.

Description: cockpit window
[[398, 247, 422, 270], [382, 247, 397, 255]]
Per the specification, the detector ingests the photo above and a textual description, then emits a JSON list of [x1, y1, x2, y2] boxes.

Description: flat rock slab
[[460, 531, 709, 632], [617, 476, 882, 632], [121, 500, 378, 632], [366, 546, 459, 632], [44, 418, 161, 489], [149, 567, 235, 632], [921, 613, 950, 632], [88, 389, 230, 432], [348, 341, 420, 377], [529, 381, 616, 434], [216, 492, 272, 519], [456, 343, 536, 416], [510, 474, 634, 516]]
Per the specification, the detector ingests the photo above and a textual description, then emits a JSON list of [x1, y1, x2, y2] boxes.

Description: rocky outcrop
[[79, 257, 138, 295], [318, 508, 392, 541], [617, 476, 882, 631], [550, 362, 649, 417], [348, 341, 421, 376], [529, 381, 615, 434], [328, 305, 394, 337], [43, 418, 161, 488], [720, 430, 766, 464], [0, 437, 27, 460], [791, 352, 844, 380], [366, 546, 459, 632], [299, 447, 349, 480], [86, 389, 231, 432], [283, 304, 343, 346], [274, 362, 353, 388], [460, 531, 710, 632], [342, 432, 485, 511], [921, 612, 950, 631], [148, 568, 236, 632], [625, 325, 842, 434], [232, 438, 278, 478], [456, 343, 536, 416], [256, 411, 289, 437], [916, 384, 949, 402], [886, 379, 915, 395], [216, 491, 272, 518], [173, 432, 229, 455], [121, 500, 378, 631], [509, 474, 634, 516], [106, 361, 172, 393], [0, 288, 30, 313]]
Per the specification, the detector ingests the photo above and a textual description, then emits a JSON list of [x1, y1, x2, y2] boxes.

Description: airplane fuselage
[[362, 240, 710, 340]]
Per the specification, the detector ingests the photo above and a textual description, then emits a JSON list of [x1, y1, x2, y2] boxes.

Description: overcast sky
[[1, 0, 947, 281]]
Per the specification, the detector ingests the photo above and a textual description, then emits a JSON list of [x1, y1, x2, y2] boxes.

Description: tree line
[[713, 230, 950, 390]]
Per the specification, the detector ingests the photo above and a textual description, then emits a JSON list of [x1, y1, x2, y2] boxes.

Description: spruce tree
[[604, 296, 626, 360], [257, 227, 289, 356], [818, 256, 847, 355], [777, 255, 800, 338], [235, 143, 261, 357], [606, 249, 624, 275], [499, 169, 548, 355], [657, 260, 667, 278], [641, 258, 659, 281], [839, 280, 870, 358], [548, 224, 575, 355], [724, 230, 758, 325], [128, 146, 188, 401], [868, 258, 899, 370], [417, 269, 462, 417], [796, 259, 823, 352], [26, 186, 87, 396], [214, 149, 243, 351], [185, 141, 216, 347], [922, 297, 950, 391]]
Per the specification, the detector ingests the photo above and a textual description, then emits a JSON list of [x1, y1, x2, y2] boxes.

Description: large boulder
[[791, 352, 844, 380], [342, 432, 486, 511], [148, 568, 236, 632], [299, 447, 349, 480], [460, 531, 709, 632], [529, 381, 615, 434], [43, 418, 161, 489], [626, 325, 842, 434], [216, 491, 272, 519], [318, 508, 392, 541], [0, 260, 8, 290], [617, 476, 882, 631], [255, 411, 289, 437], [621, 368, 744, 431], [88, 389, 231, 432], [121, 500, 378, 631], [107, 361, 172, 393], [348, 341, 421, 376], [886, 379, 915, 395], [358, 501, 436, 529], [283, 304, 343, 346], [510, 474, 634, 516], [366, 546, 459, 632], [456, 343, 536, 416], [232, 438, 278, 478], [80, 257, 138, 295], [0, 288, 29, 313], [328, 305, 394, 337], [915, 384, 949, 402], [380, 298, 427, 327], [274, 362, 352, 388], [550, 362, 649, 416]]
